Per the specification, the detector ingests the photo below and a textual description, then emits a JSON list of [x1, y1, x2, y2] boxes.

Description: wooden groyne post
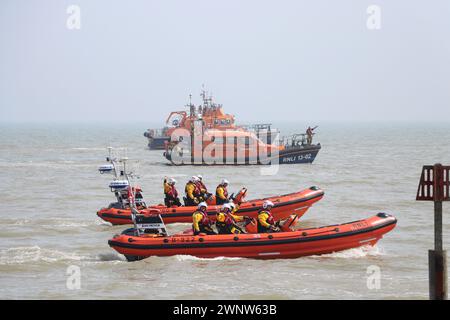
[[416, 163, 449, 300]]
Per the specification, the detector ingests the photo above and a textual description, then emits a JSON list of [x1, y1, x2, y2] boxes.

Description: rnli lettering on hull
[[281, 153, 313, 163]]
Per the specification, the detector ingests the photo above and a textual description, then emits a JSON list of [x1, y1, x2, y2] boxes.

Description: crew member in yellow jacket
[[216, 203, 250, 234], [215, 179, 229, 205], [185, 176, 200, 206], [257, 200, 280, 233], [192, 202, 216, 235]]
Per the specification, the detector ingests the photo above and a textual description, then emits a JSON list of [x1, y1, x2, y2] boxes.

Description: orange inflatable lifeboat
[[97, 186, 324, 225], [108, 213, 397, 261]]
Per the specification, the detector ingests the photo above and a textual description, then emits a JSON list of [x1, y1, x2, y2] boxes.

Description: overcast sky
[[1, 0, 449, 123]]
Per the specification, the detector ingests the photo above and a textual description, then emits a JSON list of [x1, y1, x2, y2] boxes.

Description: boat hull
[[97, 187, 324, 225], [145, 136, 169, 150], [164, 144, 321, 165], [108, 213, 397, 260], [278, 144, 321, 164]]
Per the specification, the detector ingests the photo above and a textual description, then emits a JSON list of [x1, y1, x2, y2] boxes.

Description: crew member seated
[[196, 174, 211, 201], [215, 203, 250, 234], [257, 200, 280, 233], [185, 176, 201, 206], [192, 202, 216, 235], [164, 177, 181, 207], [215, 179, 229, 205]]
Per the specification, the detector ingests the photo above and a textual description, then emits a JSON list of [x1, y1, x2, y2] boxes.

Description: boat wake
[[171, 246, 384, 262], [174, 255, 242, 262], [310, 245, 385, 259], [96, 252, 126, 262], [0, 246, 86, 265], [0, 246, 125, 265]]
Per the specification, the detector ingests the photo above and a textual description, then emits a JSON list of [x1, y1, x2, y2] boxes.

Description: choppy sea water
[[0, 122, 449, 300]]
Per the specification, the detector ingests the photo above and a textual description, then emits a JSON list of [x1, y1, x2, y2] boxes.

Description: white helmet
[[197, 175, 203, 181], [169, 178, 177, 185], [263, 200, 274, 209], [191, 176, 199, 182], [229, 202, 236, 210], [222, 203, 232, 212], [197, 202, 207, 210], [221, 179, 229, 185]]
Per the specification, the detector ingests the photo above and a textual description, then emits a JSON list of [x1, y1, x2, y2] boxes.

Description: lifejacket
[[192, 209, 213, 234], [164, 183, 178, 198], [185, 182, 199, 199], [198, 181, 207, 193], [193, 183, 202, 197], [216, 211, 239, 234], [216, 185, 228, 201], [168, 185, 178, 198], [196, 210, 211, 226], [216, 211, 235, 226], [257, 209, 275, 232]]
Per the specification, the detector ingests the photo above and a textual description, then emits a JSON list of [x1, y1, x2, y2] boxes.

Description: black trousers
[[165, 196, 181, 207]]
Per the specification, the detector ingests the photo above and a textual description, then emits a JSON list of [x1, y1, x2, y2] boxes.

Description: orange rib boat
[[108, 213, 397, 261], [97, 186, 324, 225]]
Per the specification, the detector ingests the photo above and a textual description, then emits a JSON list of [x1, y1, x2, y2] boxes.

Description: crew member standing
[[306, 126, 317, 145]]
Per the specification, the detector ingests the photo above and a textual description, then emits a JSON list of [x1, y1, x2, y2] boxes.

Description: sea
[[0, 122, 449, 299]]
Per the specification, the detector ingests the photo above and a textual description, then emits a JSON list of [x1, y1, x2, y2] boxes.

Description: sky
[[0, 0, 449, 124]]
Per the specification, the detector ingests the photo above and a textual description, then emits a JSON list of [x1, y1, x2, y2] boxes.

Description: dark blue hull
[[278, 145, 320, 164], [164, 144, 321, 165], [146, 137, 169, 150]]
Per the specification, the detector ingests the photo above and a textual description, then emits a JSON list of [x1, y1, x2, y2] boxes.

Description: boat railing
[[283, 133, 309, 148], [146, 127, 169, 138]]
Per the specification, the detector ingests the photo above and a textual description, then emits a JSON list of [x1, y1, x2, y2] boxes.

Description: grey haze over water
[[1, 0, 450, 123]]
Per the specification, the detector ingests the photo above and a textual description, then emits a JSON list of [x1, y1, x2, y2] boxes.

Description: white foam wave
[[174, 254, 242, 262], [311, 245, 385, 259], [45, 222, 91, 228], [96, 252, 126, 262], [0, 246, 86, 265], [12, 219, 31, 226], [0, 246, 125, 265]]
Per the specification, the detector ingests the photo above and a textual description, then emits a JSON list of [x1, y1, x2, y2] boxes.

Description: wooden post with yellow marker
[[416, 163, 449, 300]]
